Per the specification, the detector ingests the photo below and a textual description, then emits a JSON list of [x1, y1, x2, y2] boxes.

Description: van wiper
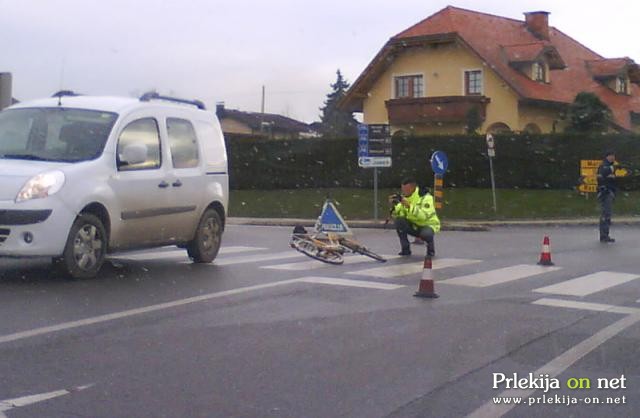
[[1, 154, 53, 161]]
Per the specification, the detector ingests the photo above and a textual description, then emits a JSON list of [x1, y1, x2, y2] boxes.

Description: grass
[[228, 188, 640, 220]]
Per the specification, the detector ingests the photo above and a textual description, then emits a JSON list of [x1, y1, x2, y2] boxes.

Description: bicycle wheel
[[340, 239, 387, 262], [291, 236, 344, 265]]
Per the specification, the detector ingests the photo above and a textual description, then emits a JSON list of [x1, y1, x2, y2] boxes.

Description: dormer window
[[616, 76, 628, 94], [532, 62, 546, 82]]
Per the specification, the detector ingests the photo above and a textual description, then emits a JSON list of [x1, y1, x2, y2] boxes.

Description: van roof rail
[[52, 90, 80, 98], [139, 92, 206, 110]]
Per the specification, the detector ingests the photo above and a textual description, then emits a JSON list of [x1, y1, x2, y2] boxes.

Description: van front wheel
[[187, 209, 222, 263], [58, 214, 107, 279]]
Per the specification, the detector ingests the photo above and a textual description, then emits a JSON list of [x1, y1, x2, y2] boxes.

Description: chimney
[[215, 101, 225, 118], [524, 11, 550, 41], [0, 73, 12, 110]]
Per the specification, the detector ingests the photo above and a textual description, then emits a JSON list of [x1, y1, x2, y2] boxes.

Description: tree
[[464, 106, 482, 134], [319, 70, 358, 138], [567, 92, 612, 133]]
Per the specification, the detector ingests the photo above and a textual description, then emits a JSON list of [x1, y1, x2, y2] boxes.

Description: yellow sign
[[580, 160, 600, 169], [579, 160, 599, 193], [578, 184, 597, 193]]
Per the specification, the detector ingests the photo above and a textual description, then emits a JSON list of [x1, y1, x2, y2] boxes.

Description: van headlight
[[16, 171, 66, 203]]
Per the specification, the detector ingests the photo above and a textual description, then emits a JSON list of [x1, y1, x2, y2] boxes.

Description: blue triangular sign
[[315, 200, 351, 235]]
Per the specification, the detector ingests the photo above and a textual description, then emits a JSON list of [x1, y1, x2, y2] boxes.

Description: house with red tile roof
[[340, 6, 640, 135]]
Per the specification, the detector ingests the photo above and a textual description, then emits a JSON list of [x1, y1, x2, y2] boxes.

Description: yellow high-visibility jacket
[[392, 187, 440, 233]]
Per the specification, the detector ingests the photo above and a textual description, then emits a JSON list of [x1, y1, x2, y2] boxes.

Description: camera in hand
[[390, 193, 403, 205]]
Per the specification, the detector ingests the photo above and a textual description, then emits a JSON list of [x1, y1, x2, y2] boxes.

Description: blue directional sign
[[431, 151, 448, 175], [357, 124, 369, 158]]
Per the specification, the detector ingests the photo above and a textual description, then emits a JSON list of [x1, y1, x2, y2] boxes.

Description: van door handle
[[158, 181, 169, 188], [172, 180, 182, 187]]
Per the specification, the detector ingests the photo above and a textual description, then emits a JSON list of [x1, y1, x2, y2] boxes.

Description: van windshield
[[0, 107, 117, 162]]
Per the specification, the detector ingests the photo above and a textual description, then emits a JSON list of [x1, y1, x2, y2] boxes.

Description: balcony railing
[[385, 96, 490, 124]]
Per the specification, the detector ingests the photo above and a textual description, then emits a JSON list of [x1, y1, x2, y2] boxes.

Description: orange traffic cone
[[537, 236, 554, 266], [414, 256, 439, 298]]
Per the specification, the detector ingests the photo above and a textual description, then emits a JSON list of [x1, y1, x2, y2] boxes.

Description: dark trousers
[[598, 190, 614, 239], [395, 218, 435, 253]]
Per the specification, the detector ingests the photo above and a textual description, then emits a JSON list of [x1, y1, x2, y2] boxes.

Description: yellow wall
[[362, 41, 560, 134], [518, 105, 566, 133]]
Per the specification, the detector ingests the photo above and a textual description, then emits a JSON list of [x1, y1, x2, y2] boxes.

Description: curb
[[227, 217, 640, 230], [227, 217, 488, 231]]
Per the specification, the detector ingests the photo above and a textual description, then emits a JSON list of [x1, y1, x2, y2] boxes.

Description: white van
[[0, 92, 228, 278]]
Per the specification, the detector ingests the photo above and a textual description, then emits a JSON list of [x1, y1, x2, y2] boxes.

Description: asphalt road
[[0, 224, 639, 418]]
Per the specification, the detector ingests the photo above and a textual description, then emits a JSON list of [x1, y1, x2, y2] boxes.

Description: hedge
[[225, 133, 640, 190]]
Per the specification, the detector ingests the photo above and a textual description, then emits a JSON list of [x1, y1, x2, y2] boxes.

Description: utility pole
[[260, 85, 265, 134]]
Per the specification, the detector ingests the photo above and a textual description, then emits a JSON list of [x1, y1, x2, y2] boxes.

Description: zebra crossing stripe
[[348, 258, 480, 279], [441, 264, 561, 287], [532, 298, 640, 315], [533, 272, 640, 297], [263, 255, 399, 271], [111, 246, 266, 261], [297, 277, 404, 290], [213, 251, 303, 266]]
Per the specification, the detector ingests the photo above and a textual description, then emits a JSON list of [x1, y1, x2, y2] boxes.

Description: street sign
[[357, 124, 369, 158], [316, 200, 351, 234], [579, 160, 600, 194], [358, 157, 392, 168], [367, 124, 392, 157], [486, 133, 496, 157], [430, 151, 448, 175], [357, 123, 392, 168]]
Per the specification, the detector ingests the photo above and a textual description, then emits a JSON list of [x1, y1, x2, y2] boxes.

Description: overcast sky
[[1, 0, 638, 123]]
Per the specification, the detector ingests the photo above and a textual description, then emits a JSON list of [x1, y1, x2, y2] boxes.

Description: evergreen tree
[[567, 92, 612, 133], [319, 70, 358, 138]]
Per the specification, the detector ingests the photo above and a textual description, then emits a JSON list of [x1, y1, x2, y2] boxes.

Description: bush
[[225, 133, 640, 190]]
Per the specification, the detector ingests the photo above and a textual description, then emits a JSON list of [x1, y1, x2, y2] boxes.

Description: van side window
[[117, 118, 161, 171], [167, 118, 199, 169]]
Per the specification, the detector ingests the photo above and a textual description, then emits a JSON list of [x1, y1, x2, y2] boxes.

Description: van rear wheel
[[187, 209, 222, 263], [57, 213, 107, 279]]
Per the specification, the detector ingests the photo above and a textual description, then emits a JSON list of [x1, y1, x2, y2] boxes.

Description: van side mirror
[[119, 143, 148, 166]]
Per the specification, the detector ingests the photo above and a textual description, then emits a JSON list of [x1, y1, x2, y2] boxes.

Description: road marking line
[[297, 277, 405, 290], [468, 313, 640, 418], [348, 258, 481, 279], [263, 255, 398, 271], [0, 384, 93, 414], [0, 280, 301, 345], [533, 271, 639, 297], [219, 246, 268, 254], [441, 264, 561, 287], [0, 276, 399, 345], [532, 298, 640, 315]]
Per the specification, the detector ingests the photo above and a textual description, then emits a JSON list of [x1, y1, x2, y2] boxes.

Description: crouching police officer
[[390, 177, 440, 256]]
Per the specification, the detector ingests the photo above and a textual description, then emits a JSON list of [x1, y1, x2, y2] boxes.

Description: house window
[[394, 75, 423, 98], [532, 62, 546, 82], [616, 76, 628, 94], [465, 70, 483, 95]]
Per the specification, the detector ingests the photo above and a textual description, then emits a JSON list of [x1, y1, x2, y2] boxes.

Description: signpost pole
[[485, 134, 497, 214], [373, 168, 378, 221], [489, 155, 497, 213]]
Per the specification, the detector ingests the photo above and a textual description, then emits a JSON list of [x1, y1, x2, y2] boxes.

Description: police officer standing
[[390, 178, 440, 256], [597, 151, 617, 243]]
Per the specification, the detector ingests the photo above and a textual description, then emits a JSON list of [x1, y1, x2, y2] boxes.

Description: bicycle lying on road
[[290, 226, 387, 265]]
